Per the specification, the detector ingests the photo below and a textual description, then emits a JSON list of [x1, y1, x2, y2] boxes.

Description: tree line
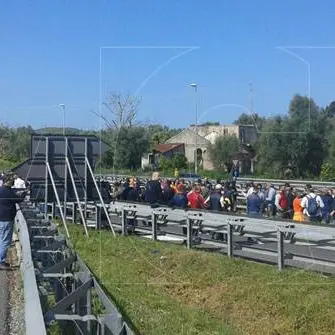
[[1, 93, 335, 180], [232, 94, 335, 180]]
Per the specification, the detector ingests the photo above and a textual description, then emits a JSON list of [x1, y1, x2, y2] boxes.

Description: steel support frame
[[64, 137, 68, 229], [46, 162, 70, 238], [65, 157, 89, 237], [85, 156, 115, 236]]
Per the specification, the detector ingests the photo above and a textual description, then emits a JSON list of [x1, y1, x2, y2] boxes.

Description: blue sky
[[1, 1, 335, 130]]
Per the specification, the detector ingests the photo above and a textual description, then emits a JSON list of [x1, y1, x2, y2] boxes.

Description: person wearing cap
[[169, 184, 188, 209], [206, 184, 223, 211], [0, 174, 26, 269], [247, 188, 261, 217]]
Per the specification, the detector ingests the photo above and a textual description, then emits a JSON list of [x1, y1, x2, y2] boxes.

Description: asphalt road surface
[[0, 270, 9, 334]]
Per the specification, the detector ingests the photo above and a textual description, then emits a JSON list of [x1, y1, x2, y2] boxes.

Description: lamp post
[[190, 83, 198, 174], [59, 104, 66, 136]]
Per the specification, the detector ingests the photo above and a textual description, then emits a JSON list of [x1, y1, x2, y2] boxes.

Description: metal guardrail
[[15, 205, 47, 335], [54, 200, 335, 274], [15, 201, 134, 335], [237, 177, 335, 187]]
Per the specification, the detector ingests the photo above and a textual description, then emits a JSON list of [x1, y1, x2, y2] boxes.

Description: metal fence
[[15, 201, 134, 335], [50, 200, 335, 275]]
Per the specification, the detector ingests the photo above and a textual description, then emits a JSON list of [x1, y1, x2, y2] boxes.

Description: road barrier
[[15, 201, 134, 335], [49, 200, 335, 275]]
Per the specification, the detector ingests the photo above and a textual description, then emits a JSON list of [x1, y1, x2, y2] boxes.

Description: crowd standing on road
[[109, 172, 335, 225]]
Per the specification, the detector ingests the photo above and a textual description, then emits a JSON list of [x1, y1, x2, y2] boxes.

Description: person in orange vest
[[293, 191, 305, 222]]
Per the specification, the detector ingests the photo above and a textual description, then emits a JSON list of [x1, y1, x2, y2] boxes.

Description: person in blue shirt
[[207, 184, 223, 211], [169, 184, 188, 209], [247, 189, 261, 217]]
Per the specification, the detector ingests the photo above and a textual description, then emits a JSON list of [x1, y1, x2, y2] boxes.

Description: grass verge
[[68, 225, 335, 335]]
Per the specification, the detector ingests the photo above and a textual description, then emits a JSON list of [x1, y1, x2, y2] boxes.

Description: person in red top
[[187, 185, 207, 209]]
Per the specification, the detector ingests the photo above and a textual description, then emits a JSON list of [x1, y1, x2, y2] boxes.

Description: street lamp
[[59, 104, 66, 136], [190, 83, 198, 174]]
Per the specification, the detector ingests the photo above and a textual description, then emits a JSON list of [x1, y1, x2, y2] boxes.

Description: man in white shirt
[[300, 188, 324, 222], [13, 175, 26, 189], [242, 182, 255, 198]]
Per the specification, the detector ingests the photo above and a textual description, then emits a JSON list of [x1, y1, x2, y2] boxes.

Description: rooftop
[[154, 143, 184, 154]]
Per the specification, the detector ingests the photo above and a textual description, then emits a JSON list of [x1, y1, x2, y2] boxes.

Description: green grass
[[67, 225, 335, 335], [0, 158, 20, 171]]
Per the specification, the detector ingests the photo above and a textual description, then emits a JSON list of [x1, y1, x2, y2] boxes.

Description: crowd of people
[[111, 173, 335, 224], [244, 182, 335, 223], [111, 172, 238, 211]]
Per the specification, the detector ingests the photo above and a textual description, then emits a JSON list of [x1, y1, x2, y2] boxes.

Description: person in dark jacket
[[247, 189, 261, 217], [162, 180, 175, 204], [120, 179, 131, 201], [207, 184, 223, 211], [126, 180, 139, 202], [0, 174, 26, 269], [321, 189, 334, 224], [170, 184, 188, 209], [145, 172, 162, 207]]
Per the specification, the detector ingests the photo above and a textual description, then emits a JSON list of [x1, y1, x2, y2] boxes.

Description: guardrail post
[[227, 222, 233, 258], [152, 212, 157, 241], [277, 228, 284, 271], [121, 209, 127, 236], [96, 205, 101, 230], [86, 287, 92, 333], [72, 203, 77, 224], [187, 217, 193, 249]]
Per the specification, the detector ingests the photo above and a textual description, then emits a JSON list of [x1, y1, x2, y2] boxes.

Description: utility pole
[[190, 83, 198, 174], [249, 81, 254, 116], [59, 104, 66, 136]]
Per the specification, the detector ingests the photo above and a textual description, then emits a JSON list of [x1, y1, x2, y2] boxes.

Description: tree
[[256, 95, 327, 178], [234, 113, 265, 130], [325, 101, 335, 118], [171, 153, 187, 169], [94, 93, 142, 130], [254, 116, 289, 177], [110, 126, 149, 170], [209, 135, 240, 172]]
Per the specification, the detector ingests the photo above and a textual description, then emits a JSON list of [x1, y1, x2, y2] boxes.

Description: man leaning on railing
[[0, 174, 26, 270]]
